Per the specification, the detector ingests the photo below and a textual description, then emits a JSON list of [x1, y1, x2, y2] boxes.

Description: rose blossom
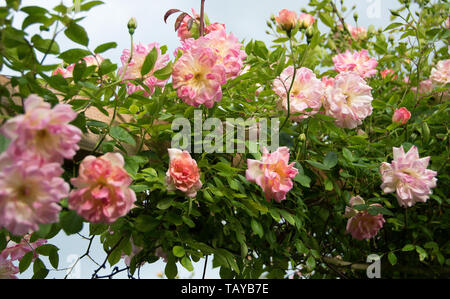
[[0, 152, 68, 236], [273, 66, 323, 121], [177, 9, 200, 41], [430, 59, 450, 85], [276, 9, 297, 31], [1, 234, 47, 261], [194, 29, 246, 79], [332, 49, 378, 78], [392, 107, 411, 124], [344, 196, 385, 240], [323, 72, 373, 129], [52, 54, 104, 78], [347, 24, 367, 40], [0, 257, 18, 279], [165, 148, 202, 198], [321, 76, 335, 87], [246, 147, 299, 203], [205, 22, 226, 34], [298, 13, 315, 28], [380, 146, 437, 208], [172, 47, 226, 108], [119, 43, 170, 97], [68, 153, 136, 224], [1, 95, 81, 163]]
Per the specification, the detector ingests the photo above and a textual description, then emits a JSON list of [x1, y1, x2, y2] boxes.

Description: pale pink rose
[[273, 66, 323, 121], [165, 148, 202, 198], [332, 50, 378, 78], [194, 29, 246, 79], [246, 147, 299, 203], [392, 107, 411, 124], [0, 152, 68, 236], [52, 66, 72, 78], [68, 153, 136, 224], [445, 17, 450, 29], [411, 79, 434, 95], [155, 247, 169, 263], [380, 146, 438, 208], [1, 234, 47, 261], [276, 9, 298, 31], [381, 69, 397, 80], [177, 9, 200, 41], [347, 24, 367, 40], [298, 13, 315, 28], [53, 55, 104, 78], [323, 72, 373, 129], [205, 22, 226, 34], [119, 43, 170, 97], [345, 196, 385, 240], [430, 59, 450, 85], [0, 257, 18, 279], [172, 47, 226, 108], [1, 95, 81, 163]]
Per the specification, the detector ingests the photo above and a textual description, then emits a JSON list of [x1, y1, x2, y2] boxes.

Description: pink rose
[[380, 146, 437, 208], [273, 66, 323, 121], [172, 46, 226, 108], [276, 9, 298, 31], [298, 13, 315, 29], [323, 72, 373, 129], [246, 147, 299, 203], [392, 107, 411, 124], [332, 49, 378, 78], [345, 196, 385, 240], [381, 69, 397, 80], [68, 153, 136, 224], [0, 257, 18, 279], [347, 24, 367, 40], [1, 234, 47, 261], [430, 59, 450, 85], [0, 152, 68, 236], [1, 95, 81, 163], [119, 43, 170, 97], [165, 149, 202, 198]]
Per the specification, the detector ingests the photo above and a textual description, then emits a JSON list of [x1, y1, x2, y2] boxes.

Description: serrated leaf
[[65, 22, 89, 46]]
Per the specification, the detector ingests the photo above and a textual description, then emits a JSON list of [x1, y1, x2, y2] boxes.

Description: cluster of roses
[[272, 9, 441, 240]]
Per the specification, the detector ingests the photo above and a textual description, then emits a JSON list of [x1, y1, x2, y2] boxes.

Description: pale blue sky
[[2, 0, 402, 278]]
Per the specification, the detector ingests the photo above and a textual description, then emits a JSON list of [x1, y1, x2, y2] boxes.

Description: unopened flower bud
[[306, 27, 314, 43], [353, 12, 359, 22]]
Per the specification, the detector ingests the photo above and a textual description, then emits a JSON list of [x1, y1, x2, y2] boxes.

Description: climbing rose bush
[[0, 0, 448, 279]]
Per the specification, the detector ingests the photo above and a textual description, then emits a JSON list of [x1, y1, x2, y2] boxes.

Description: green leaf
[[324, 152, 338, 168], [73, 60, 87, 82], [306, 256, 316, 270], [153, 62, 173, 80], [181, 256, 194, 272], [157, 198, 174, 210], [65, 22, 89, 46], [31, 35, 59, 54], [141, 47, 158, 76], [319, 12, 334, 28], [294, 173, 311, 188], [306, 160, 330, 171], [388, 252, 397, 266], [279, 210, 295, 225], [19, 251, 34, 273], [251, 219, 264, 238], [60, 210, 84, 235], [32, 258, 49, 279], [172, 246, 185, 258], [109, 126, 136, 146], [182, 216, 195, 228], [49, 250, 59, 269], [94, 42, 117, 54], [36, 244, 59, 256], [165, 258, 178, 279], [342, 148, 355, 162]]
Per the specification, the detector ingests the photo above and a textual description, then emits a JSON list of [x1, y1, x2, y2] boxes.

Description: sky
[[1, 0, 403, 279]]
